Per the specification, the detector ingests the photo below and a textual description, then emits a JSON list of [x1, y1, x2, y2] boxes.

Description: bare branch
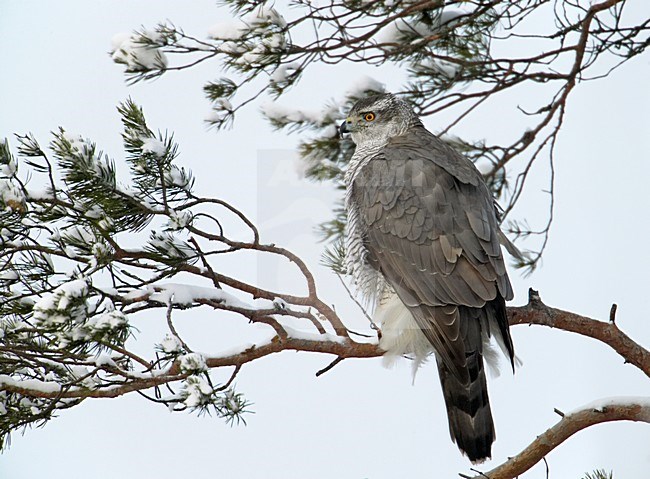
[[509, 289, 650, 378], [469, 400, 650, 479]]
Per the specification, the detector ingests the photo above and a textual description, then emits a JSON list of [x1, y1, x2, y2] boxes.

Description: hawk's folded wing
[[351, 126, 514, 381]]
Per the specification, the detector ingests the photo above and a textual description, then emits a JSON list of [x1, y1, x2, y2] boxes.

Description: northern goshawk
[[340, 93, 517, 463]]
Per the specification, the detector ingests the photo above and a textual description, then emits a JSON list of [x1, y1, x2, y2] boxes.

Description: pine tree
[[2, 2, 649, 477]]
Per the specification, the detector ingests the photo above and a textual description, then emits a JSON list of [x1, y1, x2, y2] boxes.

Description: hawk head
[[339, 93, 421, 148]]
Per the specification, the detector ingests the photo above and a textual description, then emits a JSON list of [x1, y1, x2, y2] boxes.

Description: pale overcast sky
[[1, 2, 649, 478]]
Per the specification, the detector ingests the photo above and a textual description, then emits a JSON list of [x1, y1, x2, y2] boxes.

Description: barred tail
[[436, 344, 495, 463]]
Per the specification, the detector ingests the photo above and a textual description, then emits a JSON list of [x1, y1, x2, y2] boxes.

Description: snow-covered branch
[[4, 284, 648, 405], [107, 0, 648, 272], [2, 98, 649, 473], [0, 336, 381, 401]]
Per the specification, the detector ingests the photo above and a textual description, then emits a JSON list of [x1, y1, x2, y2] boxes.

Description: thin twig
[[188, 236, 221, 288], [166, 296, 193, 353], [609, 303, 618, 324], [315, 356, 344, 377]]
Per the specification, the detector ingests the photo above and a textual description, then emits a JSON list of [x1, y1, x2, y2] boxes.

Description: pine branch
[[108, 0, 649, 269], [4, 291, 648, 401]]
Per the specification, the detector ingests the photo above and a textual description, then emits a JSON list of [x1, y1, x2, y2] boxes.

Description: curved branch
[[468, 399, 650, 479], [509, 288, 650, 378]]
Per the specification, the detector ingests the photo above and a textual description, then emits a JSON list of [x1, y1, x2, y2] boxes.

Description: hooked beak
[[339, 119, 351, 138]]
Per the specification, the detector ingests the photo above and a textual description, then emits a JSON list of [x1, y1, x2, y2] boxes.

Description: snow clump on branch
[[208, 6, 288, 67], [376, 7, 472, 44], [208, 6, 287, 41], [180, 352, 208, 374], [111, 30, 168, 72], [32, 279, 89, 327], [180, 376, 213, 408], [160, 334, 184, 354]]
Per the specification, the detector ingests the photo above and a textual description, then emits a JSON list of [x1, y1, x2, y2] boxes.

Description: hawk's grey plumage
[[341, 93, 516, 463]]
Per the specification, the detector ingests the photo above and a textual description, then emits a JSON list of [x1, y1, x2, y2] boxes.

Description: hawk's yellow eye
[[364, 112, 376, 122]]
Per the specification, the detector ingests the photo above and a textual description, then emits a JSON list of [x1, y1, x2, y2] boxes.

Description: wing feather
[[353, 126, 514, 378]]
